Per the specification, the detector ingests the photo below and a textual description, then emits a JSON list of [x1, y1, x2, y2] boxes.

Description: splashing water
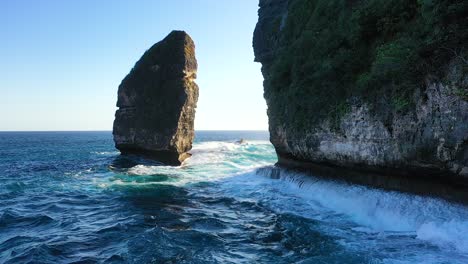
[[0, 131, 467, 263]]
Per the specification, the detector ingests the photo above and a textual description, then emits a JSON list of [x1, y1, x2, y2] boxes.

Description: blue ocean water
[[1, 131, 468, 264]]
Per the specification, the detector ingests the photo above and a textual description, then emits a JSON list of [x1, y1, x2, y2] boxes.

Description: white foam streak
[[92, 151, 119, 156], [417, 220, 468, 252], [242, 169, 468, 255]]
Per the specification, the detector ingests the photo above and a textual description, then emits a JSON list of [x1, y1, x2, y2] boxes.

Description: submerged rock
[[253, 0, 468, 186], [235, 138, 247, 145], [113, 30, 199, 165]]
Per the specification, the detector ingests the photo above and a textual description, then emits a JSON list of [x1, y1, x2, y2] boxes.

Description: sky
[[1, 0, 268, 131]]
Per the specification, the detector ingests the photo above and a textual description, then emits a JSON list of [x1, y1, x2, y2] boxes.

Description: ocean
[[1, 131, 467, 263]]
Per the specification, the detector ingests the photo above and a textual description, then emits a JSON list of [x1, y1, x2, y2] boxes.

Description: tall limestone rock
[[113, 30, 199, 165]]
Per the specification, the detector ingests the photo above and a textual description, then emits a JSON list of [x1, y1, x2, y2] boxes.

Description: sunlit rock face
[[253, 0, 468, 184], [113, 30, 199, 165]]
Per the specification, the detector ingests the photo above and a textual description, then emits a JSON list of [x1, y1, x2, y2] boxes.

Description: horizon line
[[0, 129, 269, 132]]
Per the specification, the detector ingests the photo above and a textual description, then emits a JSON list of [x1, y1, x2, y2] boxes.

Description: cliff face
[[254, 0, 468, 182], [113, 30, 199, 165]]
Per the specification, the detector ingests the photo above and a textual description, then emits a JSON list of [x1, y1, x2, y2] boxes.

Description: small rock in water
[[235, 138, 247, 145]]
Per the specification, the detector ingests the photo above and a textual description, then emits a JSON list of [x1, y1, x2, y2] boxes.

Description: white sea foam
[[127, 164, 175, 176], [92, 151, 119, 156], [417, 220, 468, 252], [104, 139, 468, 259], [184, 140, 275, 169], [221, 168, 468, 257], [101, 141, 275, 188]]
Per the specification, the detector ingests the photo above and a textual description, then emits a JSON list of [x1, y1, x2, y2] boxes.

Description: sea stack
[[113, 30, 199, 165]]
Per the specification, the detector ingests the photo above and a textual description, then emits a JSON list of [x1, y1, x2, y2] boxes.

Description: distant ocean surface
[[1, 131, 468, 263]]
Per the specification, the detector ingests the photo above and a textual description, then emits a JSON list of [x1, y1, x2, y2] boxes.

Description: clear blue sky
[[1, 0, 267, 131]]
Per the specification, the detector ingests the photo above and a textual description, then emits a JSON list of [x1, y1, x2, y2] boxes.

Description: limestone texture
[[253, 0, 468, 185], [113, 30, 199, 165]]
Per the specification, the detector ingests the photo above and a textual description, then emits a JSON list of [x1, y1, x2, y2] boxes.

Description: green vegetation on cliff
[[267, 0, 467, 129]]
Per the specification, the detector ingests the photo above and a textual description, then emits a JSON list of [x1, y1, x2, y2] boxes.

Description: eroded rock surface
[[253, 0, 468, 185], [113, 30, 199, 165]]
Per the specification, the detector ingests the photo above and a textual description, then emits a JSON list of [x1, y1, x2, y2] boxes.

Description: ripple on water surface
[[1, 131, 468, 263]]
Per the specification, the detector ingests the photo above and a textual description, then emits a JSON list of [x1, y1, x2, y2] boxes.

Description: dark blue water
[[1, 131, 468, 263]]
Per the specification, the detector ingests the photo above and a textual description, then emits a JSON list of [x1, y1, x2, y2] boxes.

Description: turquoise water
[[1, 131, 468, 263]]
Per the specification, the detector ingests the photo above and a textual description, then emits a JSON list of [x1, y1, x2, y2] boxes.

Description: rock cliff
[[254, 0, 468, 185], [113, 30, 199, 165]]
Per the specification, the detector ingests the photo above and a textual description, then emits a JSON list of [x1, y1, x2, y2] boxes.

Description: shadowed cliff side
[[113, 30, 199, 165], [253, 0, 468, 190]]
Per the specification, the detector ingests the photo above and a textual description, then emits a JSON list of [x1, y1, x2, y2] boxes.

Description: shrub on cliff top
[[267, 0, 467, 129]]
